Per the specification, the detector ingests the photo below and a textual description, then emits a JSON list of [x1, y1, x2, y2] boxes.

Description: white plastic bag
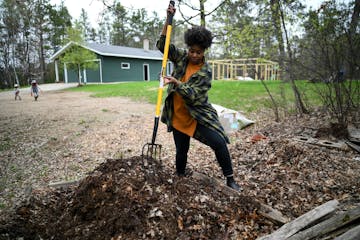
[[212, 104, 255, 134]]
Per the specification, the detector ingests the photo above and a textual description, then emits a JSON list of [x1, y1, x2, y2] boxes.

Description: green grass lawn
[[66, 80, 328, 113]]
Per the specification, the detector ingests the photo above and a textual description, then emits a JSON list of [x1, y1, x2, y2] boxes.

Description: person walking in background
[[30, 80, 41, 101], [156, 4, 242, 191], [14, 84, 21, 100]]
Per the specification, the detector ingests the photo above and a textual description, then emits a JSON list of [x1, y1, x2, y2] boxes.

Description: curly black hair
[[184, 26, 213, 50]]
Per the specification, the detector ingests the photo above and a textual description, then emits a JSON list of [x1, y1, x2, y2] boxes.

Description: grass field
[[66, 80, 329, 113]]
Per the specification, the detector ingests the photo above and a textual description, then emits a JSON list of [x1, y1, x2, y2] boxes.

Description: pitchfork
[[142, 0, 175, 161]]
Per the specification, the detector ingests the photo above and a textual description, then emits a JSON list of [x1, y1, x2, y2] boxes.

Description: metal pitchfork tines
[[142, 0, 175, 162], [142, 143, 162, 160], [142, 116, 162, 161]]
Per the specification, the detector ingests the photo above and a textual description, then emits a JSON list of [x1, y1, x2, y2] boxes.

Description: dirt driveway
[[0, 86, 181, 209]]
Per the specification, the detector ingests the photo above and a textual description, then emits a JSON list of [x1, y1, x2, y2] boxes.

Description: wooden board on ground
[[287, 205, 360, 240], [257, 199, 339, 240], [346, 141, 360, 153], [48, 179, 80, 189], [294, 136, 348, 150], [334, 224, 360, 240]]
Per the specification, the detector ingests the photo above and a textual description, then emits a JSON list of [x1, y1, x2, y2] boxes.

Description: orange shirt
[[172, 62, 203, 137]]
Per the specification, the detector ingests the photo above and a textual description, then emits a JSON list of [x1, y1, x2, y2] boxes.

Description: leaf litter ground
[[0, 90, 359, 239]]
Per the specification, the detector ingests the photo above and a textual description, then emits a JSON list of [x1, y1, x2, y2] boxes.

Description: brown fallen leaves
[[1, 91, 359, 239], [0, 157, 274, 239]]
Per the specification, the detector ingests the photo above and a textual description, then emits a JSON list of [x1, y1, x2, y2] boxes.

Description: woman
[[156, 5, 241, 191]]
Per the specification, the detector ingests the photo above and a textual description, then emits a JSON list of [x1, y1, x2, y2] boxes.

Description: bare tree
[[298, 1, 360, 128], [277, 0, 308, 114], [177, 0, 227, 27]]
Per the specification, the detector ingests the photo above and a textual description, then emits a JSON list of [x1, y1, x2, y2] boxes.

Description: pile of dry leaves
[[1, 115, 359, 239], [0, 90, 359, 239], [0, 156, 274, 239]]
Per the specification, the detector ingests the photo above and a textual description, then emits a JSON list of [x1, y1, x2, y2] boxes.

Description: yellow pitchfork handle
[[155, 25, 173, 117], [151, 0, 175, 144]]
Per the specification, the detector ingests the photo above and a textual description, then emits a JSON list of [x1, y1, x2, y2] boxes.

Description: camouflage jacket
[[156, 35, 229, 143]]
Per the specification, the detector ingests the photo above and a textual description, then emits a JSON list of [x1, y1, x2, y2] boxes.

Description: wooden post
[[221, 63, 225, 80], [226, 64, 230, 80], [208, 58, 278, 81], [265, 64, 268, 80], [255, 64, 258, 80], [218, 63, 221, 80], [244, 64, 247, 79]]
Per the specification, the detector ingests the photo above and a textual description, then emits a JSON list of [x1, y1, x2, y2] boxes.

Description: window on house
[[121, 62, 130, 69]]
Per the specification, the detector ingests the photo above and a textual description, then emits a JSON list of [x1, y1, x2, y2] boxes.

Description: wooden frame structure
[[209, 58, 279, 81]]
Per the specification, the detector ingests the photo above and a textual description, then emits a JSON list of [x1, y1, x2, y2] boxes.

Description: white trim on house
[[83, 69, 87, 83], [55, 60, 59, 82], [121, 62, 130, 69], [143, 63, 150, 81], [64, 63, 68, 83]]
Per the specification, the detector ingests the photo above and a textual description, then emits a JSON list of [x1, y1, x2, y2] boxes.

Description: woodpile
[[258, 200, 360, 240]]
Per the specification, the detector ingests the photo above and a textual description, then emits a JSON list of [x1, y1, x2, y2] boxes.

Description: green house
[[50, 41, 170, 83]]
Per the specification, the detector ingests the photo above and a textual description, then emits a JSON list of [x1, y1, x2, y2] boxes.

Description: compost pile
[[0, 156, 274, 240]]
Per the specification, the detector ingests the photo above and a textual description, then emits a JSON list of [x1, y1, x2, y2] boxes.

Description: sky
[[50, 0, 186, 26], [50, 0, 329, 28]]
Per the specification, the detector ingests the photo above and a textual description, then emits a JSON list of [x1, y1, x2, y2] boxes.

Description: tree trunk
[[200, 0, 206, 27], [350, 0, 360, 37], [348, 0, 360, 78], [270, 0, 286, 81], [39, 28, 46, 83], [260, 77, 280, 122], [278, 1, 308, 114]]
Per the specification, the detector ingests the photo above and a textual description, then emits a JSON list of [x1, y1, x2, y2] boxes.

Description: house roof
[[49, 41, 163, 62]]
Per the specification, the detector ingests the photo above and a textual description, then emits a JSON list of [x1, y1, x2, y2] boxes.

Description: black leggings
[[172, 123, 233, 177]]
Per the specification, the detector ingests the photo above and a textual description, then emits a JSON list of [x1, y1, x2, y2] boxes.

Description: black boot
[[226, 176, 242, 192], [176, 169, 192, 177], [176, 171, 186, 177]]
